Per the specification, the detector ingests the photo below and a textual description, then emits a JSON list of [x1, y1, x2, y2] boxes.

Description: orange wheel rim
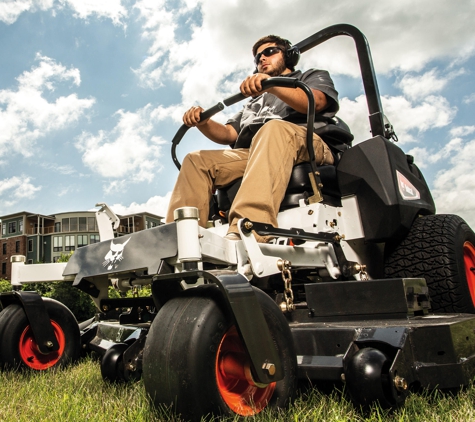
[[464, 241, 475, 306], [215, 326, 276, 416], [19, 320, 66, 370]]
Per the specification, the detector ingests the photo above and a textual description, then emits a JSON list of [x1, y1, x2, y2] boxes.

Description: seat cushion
[[216, 163, 340, 214]]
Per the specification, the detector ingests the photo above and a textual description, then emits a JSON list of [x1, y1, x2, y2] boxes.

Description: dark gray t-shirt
[[226, 69, 339, 149]]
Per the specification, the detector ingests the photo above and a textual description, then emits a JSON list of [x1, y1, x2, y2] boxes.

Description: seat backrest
[[315, 117, 354, 159]]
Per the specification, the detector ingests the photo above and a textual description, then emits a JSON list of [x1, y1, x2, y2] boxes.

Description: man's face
[[255, 42, 289, 76]]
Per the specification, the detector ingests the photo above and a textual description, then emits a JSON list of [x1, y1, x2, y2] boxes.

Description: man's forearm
[[268, 86, 328, 114], [197, 120, 238, 145]]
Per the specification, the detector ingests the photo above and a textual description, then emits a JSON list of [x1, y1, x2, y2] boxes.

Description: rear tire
[[142, 286, 297, 421], [385, 214, 475, 313], [0, 297, 80, 370]]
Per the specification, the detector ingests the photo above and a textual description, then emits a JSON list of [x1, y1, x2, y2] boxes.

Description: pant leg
[[227, 120, 333, 235], [166, 148, 249, 226]]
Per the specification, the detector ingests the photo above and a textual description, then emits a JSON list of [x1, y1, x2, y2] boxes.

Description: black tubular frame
[[171, 23, 387, 170], [294, 23, 386, 139]]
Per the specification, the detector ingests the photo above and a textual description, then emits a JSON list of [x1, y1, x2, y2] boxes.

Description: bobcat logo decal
[[103, 238, 131, 270]]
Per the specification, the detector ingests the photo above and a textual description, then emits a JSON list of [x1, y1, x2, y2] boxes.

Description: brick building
[[1, 209, 163, 280]]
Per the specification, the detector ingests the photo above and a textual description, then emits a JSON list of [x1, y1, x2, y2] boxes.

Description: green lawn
[[1, 357, 475, 421]]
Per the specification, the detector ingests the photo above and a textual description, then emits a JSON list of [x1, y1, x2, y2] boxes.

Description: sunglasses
[[254, 46, 283, 65]]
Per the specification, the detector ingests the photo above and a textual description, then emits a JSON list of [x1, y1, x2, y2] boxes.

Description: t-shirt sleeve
[[225, 110, 243, 135], [301, 69, 339, 113]]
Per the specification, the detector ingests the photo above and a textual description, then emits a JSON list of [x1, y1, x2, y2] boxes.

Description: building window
[[90, 234, 100, 244], [62, 218, 69, 232], [15, 241, 20, 253], [70, 218, 78, 232], [1, 262, 6, 275], [28, 239, 33, 252], [88, 217, 97, 232], [1, 224, 5, 236], [78, 235, 88, 248], [65, 235, 75, 251], [79, 217, 87, 232], [53, 236, 63, 252], [19, 220, 23, 233], [8, 222, 17, 234], [2, 243, 6, 254], [54, 222, 61, 233]]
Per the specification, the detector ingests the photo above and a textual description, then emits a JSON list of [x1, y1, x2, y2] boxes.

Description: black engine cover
[[337, 136, 435, 242]]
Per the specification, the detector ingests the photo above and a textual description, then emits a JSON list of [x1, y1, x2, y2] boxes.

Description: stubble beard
[[263, 57, 288, 77]]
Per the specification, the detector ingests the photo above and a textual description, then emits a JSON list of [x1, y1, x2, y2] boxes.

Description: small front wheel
[[345, 347, 403, 408], [142, 286, 297, 421], [0, 297, 80, 370], [101, 343, 129, 382]]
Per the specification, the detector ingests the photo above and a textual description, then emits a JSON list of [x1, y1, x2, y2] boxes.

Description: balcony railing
[[25, 227, 55, 235]]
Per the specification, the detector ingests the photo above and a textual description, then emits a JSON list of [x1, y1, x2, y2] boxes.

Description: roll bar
[[171, 24, 390, 170]]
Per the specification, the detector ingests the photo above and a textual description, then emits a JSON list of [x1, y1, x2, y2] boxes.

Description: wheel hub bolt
[[46, 341, 54, 348], [262, 362, 276, 376], [394, 375, 408, 391]]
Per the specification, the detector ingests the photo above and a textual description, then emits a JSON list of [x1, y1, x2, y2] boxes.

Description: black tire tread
[[385, 214, 475, 313]]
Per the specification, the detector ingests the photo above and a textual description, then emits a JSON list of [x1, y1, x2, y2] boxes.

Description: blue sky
[[1, 0, 475, 227]]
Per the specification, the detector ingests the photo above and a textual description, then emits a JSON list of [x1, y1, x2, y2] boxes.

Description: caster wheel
[[101, 343, 129, 383], [345, 347, 402, 408]]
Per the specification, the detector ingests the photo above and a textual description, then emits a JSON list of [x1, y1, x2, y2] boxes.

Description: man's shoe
[[224, 232, 241, 241]]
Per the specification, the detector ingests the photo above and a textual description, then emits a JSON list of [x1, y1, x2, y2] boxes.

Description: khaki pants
[[166, 120, 334, 236]]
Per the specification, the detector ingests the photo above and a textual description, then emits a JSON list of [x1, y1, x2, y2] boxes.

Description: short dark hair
[[252, 35, 292, 57]]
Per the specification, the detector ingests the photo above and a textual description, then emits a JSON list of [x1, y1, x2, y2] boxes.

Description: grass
[[1, 357, 475, 421]]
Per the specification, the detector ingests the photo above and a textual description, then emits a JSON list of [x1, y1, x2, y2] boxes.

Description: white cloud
[[3, 0, 475, 226], [0, 176, 41, 211], [397, 68, 466, 101], [464, 93, 475, 104], [403, 127, 475, 226], [132, 0, 475, 97], [0, 54, 95, 158], [450, 126, 475, 137], [338, 93, 457, 145], [0, 0, 53, 24], [431, 137, 475, 228], [58, 0, 128, 27], [0, 0, 127, 26], [398, 69, 448, 100], [75, 105, 166, 191], [110, 192, 172, 218], [382, 95, 456, 143]]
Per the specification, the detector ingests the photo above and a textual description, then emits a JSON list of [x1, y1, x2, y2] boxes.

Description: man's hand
[[240, 73, 271, 97], [183, 106, 210, 127]]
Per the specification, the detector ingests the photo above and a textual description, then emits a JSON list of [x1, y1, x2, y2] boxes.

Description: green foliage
[[0, 279, 12, 293], [57, 251, 74, 263], [26, 281, 97, 322], [1, 251, 96, 322]]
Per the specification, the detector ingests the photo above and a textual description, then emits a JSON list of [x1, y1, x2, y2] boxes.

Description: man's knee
[[256, 119, 295, 137], [252, 120, 301, 153], [182, 150, 212, 167]]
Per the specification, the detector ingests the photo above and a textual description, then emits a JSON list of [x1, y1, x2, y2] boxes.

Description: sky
[[1, 0, 475, 228]]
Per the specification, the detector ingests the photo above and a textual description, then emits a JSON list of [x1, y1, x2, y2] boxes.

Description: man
[[166, 35, 339, 241]]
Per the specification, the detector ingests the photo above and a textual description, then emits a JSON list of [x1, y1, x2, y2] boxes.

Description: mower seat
[[215, 119, 354, 215]]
